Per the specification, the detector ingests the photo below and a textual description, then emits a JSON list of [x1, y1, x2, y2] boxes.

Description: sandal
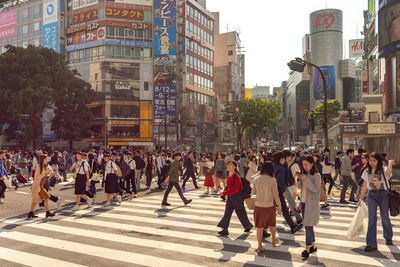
[[309, 246, 317, 253], [255, 247, 266, 253], [301, 250, 310, 261]]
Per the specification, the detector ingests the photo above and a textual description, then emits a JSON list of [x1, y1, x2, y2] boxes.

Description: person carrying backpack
[[217, 160, 253, 236]]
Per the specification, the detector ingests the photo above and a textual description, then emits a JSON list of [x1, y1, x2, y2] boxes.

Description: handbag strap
[[382, 170, 391, 191]]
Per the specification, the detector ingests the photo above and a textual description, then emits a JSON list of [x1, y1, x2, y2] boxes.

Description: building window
[[144, 81, 149, 91], [23, 25, 28, 34], [228, 50, 233, 56], [34, 22, 40, 32], [22, 8, 29, 18]]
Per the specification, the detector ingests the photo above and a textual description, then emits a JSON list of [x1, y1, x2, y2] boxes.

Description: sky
[[207, 0, 367, 89]]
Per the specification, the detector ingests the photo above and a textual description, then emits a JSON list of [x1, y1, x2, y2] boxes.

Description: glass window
[[34, 22, 40, 32], [118, 27, 124, 37], [115, 46, 122, 56], [144, 10, 152, 21], [143, 48, 151, 58], [80, 50, 85, 62], [144, 81, 149, 91], [99, 46, 105, 58], [189, 21, 193, 33], [125, 47, 131, 57], [99, 8, 105, 19], [23, 25, 28, 34], [107, 26, 115, 37], [92, 47, 98, 59], [22, 8, 29, 18], [137, 30, 144, 38]]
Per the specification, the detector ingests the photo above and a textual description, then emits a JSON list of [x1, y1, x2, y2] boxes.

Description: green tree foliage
[[221, 98, 282, 139], [310, 99, 341, 129], [0, 45, 93, 149]]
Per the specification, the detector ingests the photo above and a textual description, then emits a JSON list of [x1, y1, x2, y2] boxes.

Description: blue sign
[[66, 39, 105, 52], [154, 0, 177, 56], [154, 84, 177, 125], [42, 22, 58, 52], [46, 4, 55, 15], [105, 39, 153, 48], [313, 65, 336, 100]]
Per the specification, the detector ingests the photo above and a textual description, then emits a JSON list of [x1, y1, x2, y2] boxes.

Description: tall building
[[251, 85, 270, 99]]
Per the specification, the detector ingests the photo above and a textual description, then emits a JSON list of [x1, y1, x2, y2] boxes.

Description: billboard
[[67, 27, 105, 45], [115, 0, 152, 5], [105, 7, 144, 20], [313, 66, 336, 100], [0, 9, 16, 40], [42, 0, 58, 52], [378, 1, 400, 55], [153, 0, 177, 126], [72, 9, 98, 25], [310, 9, 342, 34], [67, 21, 152, 34], [349, 39, 364, 58], [72, 0, 98, 10]]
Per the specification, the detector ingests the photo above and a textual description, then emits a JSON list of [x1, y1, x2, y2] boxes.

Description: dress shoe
[[301, 250, 309, 261], [218, 229, 229, 236], [46, 211, 55, 218], [349, 198, 358, 203], [364, 246, 377, 252], [27, 212, 38, 218], [386, 240, 394, 246], [184, 199, 192, 205], [244, 224, 253, 233], [339, 200, 349, 204], [161, 202, 171, 206]]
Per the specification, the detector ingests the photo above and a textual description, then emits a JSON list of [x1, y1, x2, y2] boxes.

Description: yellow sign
[[245, 88, 251, 99]]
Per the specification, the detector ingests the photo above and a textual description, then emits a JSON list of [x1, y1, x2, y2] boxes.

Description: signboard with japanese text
[[0, 9, 16, 40], [349, 39, 364, 58], [72, 0, 98, 10], [313, 65, 336, 100], [67, 27, 105, 45], [66, 38, 152, 51], [115, 0, 152, 5], [153, 0, 177, 127], [105, 7, 144, 20], [42, 0, 58, 52], [72, 9, 98, 25], [67, 21, 152, 34]]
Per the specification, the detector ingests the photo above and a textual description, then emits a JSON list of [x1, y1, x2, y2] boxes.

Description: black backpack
[[287, 163, 295, 186], [233, 173, 252, 199]]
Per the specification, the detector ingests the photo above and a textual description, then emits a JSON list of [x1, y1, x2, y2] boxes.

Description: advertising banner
[[310, 9, 342, 34], [0, 9, 16, 40], [378, 1, 400, 55], [153, 0, 177, 126], [349, 39, 364, 58], [72, 9, 98, 25], [313, 65, 336, 100], [67, 21, 152, 34], [105, 7, 144, 20], [72, 0, 98, 10], [299, 107, 309, 129], [115, 0, 152, 5], [67, 27, 105, 45], [42, 0, 58, 52]]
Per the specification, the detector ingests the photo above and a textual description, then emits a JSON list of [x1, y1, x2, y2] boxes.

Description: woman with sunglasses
[[359, 152, 395, 252], [217, 160, 253, 236]]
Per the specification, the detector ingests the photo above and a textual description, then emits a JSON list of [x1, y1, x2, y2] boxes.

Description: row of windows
[[106, 26, 152, 39], [0, 21, 42, 44], [185, 38, 213, 61], [67, 8, 152, 26], [186, 4, 213, 32], [1, 38, 40, 52], [186, 20, 213, 46], [186, 72, 213, 92], [188, 91, 214, 106], [186, 54, 213, 77], [68, 46, 152, 63], [21, 5, 42, 21]]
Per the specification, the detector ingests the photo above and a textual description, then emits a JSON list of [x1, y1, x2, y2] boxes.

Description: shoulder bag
[[382, 172, 400, 217]]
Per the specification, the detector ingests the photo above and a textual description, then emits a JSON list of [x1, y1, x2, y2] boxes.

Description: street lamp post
[[287, 58, 329, 147], [104, 117, 109, 149], [235, 106, 240, 152]]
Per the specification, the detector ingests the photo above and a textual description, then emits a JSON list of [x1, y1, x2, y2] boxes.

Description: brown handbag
[[38, 176, 50, 200]]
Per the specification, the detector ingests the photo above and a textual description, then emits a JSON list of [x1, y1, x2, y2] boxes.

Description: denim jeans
[[366, 190, 393, 248], [135, 169, 142, 191], [285, 186, 302, 223], [301, 202, 315, 246]]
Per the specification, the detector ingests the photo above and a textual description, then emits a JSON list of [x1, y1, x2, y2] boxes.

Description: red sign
[[313, 13, 335, 28], [67, 20, 152, 34], [67, 27, 105, 45], [363, 81, 368, 93], [73, 9, 98, 25], [105, 7, 143, 20]]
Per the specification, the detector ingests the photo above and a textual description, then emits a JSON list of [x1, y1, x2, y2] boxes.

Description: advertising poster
[[349, 39, 364, 58], [0, 9, 16, 40], [153, 0, 177, 126], [378, 1, 400, 54], [313, 65, 336, 100], [299, 108, 309, 129], [72, 0, 98, 10], [105, 7, 143, 20], [42, 0, 58, 52]]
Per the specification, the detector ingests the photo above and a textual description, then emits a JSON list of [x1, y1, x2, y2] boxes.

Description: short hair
[[273, 151, 284, 164], [337, 151, 343, 156], [174, 152, 182, 158], [346, 149, 354, 155], [283, 150, 292, 158], [324, 148, 330, 153], [260, 162, 274, 177], [358, 148, 365, 155]]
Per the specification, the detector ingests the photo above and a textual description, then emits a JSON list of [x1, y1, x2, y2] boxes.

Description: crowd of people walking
[[0, 145, 396, 260]]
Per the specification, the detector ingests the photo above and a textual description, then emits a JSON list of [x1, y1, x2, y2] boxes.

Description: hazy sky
[[207, 0, 366, 89]]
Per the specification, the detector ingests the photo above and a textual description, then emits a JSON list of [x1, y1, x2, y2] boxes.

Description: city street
[[0, 177, 399, 267]]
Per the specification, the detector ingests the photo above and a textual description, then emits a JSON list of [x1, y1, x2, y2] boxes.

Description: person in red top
[[217, 160, 253, 236]]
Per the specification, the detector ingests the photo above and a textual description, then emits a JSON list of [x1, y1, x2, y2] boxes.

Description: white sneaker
[[71, 205, 79, 211], [104, 201, 111, 207], [56, 197, 62, 209], [0, 198, 4, 204], [117, 195, 122, 205], [87, 198, 93, 208]]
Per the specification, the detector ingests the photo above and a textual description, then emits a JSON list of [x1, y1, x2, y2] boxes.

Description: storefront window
[[110, 104, 139, 118], [111, 125, 140, 138]]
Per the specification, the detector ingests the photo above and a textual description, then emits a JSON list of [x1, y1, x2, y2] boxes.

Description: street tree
[[310, 99, 341, 129], [51, 71, 94, 151], [221, 98, 281, 142]]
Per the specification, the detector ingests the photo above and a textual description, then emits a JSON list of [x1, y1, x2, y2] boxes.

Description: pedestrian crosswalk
[[0, 186, 399, 267]]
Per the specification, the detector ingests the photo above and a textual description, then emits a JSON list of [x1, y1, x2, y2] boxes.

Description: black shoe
[[364, 246, 377, 252], [27, 212, 38, 219], [182, 186, 186, 190], [244, 224, 253, 233], [309, 246, 317, 253], [218, 229, 229, 236], [195, 186, 200, 189], [301, 250, 310, 261], [289, 211, 294, 216], [184, 199, 192, 205], [296, 223, 303, 231], [386, 240, 394, 246], [339, 200, 349, 204], [321, 204, 330, 208], [349, 199, 358, 203], [220, 195, 226, 201], [14, 186, 19, 190], [161, 202, 171, 206], [291, 224, 302, 234], [263, 230, 271, 238], [46, 211, 55, 218]]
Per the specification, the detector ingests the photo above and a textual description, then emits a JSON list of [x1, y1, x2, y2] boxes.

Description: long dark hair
[[300, 155, 318, 175], [228, 160, 239, 174], [39, 154, 48, 174], [366, 152, 384, 174], [260, 161, 274, 177]]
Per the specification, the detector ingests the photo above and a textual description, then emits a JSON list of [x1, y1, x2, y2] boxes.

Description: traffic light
[[287, 60, 306, 73], [175, 119, 181, 124]]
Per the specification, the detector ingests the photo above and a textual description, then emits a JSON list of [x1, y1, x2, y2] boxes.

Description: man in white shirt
[[126, 152, 137, 198], [156, 151, 166, 190]]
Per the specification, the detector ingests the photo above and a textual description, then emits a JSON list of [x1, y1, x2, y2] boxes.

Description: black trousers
[[162, 181, 186, 204], [0, 180, 6, 198], [125, 171, 136, 194], [279, 193, 295, 229], [322, 174, 334, 195], [340, 175, 357, 201], [217, 193, 252, 230], [145, 169, 152, 187], [157, 169, 167, 188], [182, 169, 198, 188]]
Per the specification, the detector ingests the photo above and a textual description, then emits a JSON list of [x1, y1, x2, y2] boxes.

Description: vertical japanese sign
[[153, 0, 177, 125], [42, 0, 58, 52]]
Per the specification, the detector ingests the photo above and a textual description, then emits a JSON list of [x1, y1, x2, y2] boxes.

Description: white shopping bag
[[3, 177, 12, 188], [347, 201, 368, 240]]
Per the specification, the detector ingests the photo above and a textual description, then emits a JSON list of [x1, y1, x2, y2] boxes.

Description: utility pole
[[164, 90, 168, 150]]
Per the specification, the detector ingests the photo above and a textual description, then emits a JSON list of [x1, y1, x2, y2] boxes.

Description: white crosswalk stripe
[[0, 186, 399, 267]]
